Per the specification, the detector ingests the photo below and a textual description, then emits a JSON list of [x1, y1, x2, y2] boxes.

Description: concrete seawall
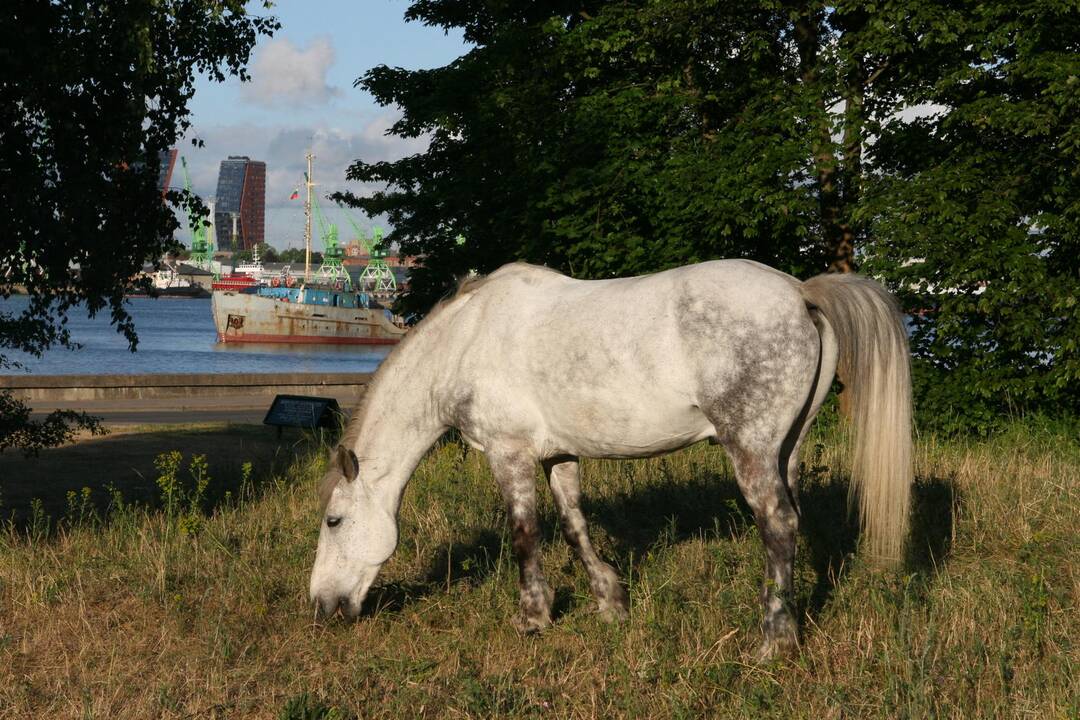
[[1, 373, 374, 424], [2, 373, 374, 403]]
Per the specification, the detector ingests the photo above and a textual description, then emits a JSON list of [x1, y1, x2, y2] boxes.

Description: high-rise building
[[214, 156, 266, 252], [157, 149, 178, 196]]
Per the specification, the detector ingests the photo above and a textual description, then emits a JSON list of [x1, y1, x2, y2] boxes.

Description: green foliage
[[344, 1, 825, 314], [155, 450, 184, 518], [154, 450, 212, 536], [234, 243, 280, 264], [0, 389, 105, 456], [26, 498, 49, 543], [279, 694, 350, 720], [277, 247, 323, 266], [0, 1, 277, 450], [258, 243, 280, 263], [858, 1, 1080, 433], [64, 486, 97, 529], [344, 1, 1080, 432]]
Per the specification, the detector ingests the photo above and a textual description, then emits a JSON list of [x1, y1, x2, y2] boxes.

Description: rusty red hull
[[211, 275, 259, 291]]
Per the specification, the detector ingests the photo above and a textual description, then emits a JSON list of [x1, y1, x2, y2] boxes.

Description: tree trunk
[[833, 8, 870, 275], [830, 67, 862, 275], [796, 7, 855, 274]]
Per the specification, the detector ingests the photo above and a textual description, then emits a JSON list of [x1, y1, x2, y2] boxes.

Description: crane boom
[[307, 178, 350, 289], [339, 205, 395, 296], [181, 156, 215, 275]]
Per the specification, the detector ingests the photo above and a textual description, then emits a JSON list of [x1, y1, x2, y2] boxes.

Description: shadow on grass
[[0, 425, 331, 534], [583, 464, 957, 622], [348, 460, 957, 625], [906, 474, 957, 572], [582, 470, 755, 566], [800, 471, 958, 616], [357, 528, 506, 617], [422, 529, 506, 589]]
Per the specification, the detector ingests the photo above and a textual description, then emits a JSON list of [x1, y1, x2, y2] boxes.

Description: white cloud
[[242, 37, 341, 108], [176, 115, 428, 249]]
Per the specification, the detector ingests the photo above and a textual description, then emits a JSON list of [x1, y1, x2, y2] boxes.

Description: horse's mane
[[318, 270, 513, 512]]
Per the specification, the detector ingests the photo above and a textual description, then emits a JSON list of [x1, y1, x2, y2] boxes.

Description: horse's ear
[[336, 445, 359, 482]]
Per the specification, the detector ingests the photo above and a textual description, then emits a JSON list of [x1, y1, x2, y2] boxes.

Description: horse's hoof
[[513, 581, 553, 634], [596, 602, 629, 623], [596, 586, 630, 622], [753, 634, 799, 663], [513, 613, 551, 635]]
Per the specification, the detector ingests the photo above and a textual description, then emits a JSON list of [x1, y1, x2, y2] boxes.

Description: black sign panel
[[263, 395, 341, 429]]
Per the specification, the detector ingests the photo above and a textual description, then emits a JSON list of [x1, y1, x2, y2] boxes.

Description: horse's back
[[438, 260, 819, 458], [462, 258, 802, 327], [461, 260, 809, 363]]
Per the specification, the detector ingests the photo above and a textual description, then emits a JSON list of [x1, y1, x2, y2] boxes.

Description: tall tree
[[859, 1, 1080, 432], [344, 1, 893, 308], [0, 1, 277, 453], [345, 0, 1080, 430], [345, 2, 822, 313]]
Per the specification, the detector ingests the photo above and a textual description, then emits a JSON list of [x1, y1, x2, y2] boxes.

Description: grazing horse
[[309, 260, 912, 659]]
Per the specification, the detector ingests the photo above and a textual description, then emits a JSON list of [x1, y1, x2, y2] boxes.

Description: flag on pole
[[289, 186, 300, 200]]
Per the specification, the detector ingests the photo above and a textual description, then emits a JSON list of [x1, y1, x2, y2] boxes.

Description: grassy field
[[1, 420, 1076, 719], [0, 423, 295, 526]]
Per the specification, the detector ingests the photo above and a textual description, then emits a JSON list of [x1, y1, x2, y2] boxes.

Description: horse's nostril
[[313, 590, 362, 620], [314, 596, 337, 618]]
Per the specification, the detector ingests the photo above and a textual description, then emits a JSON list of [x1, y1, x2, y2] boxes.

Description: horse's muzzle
[[312, 593, 360, 621]]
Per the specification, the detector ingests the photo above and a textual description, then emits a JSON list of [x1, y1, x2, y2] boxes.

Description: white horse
[[309, 260, 912, 659]]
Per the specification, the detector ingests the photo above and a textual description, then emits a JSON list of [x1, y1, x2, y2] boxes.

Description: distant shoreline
[[3, 286, 211, 299]]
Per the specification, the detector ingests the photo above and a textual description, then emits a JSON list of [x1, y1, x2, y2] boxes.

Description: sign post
[[263, 395, 342, 439]]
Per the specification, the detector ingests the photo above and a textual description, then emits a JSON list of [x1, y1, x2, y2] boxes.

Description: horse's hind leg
[[781, 310, 839, 511], [487, 446, 553, 633], [544, 457, 629, 621], [728, 446, 801, 660]]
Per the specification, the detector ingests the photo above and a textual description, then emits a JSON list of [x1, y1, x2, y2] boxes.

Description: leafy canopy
[[345, 0, 1080, 432]]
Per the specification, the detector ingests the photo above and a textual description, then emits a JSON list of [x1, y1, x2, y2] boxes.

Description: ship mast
[[304, 150, 314, 283]]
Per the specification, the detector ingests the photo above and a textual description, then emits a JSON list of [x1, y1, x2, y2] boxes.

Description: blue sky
[[178, 1, 468, 250]]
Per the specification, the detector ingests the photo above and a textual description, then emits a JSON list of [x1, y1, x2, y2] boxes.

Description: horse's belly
[[545, 401, 714, 459]]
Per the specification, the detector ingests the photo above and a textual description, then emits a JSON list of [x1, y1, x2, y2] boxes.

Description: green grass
[[1, 422, 1077, 718]]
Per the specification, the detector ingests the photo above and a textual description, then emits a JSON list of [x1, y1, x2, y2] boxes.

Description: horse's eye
[[326, 516, 342, 528]]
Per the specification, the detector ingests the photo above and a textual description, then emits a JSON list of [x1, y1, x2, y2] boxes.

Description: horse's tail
[[799, 272, 913, 562]]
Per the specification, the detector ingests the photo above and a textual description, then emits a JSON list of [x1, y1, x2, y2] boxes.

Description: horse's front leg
[[543, 457, 629, 621], [487, 446, 553, 633]]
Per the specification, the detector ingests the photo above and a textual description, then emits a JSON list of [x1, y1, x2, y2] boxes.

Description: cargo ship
[[212, 286, 406, 344], [211, 151, 407, 345]]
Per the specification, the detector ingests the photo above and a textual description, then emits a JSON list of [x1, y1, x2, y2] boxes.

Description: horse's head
[[309, 445, 398, 619]]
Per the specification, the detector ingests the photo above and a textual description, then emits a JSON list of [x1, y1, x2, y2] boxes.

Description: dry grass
[[0, 421, 1077, 719]]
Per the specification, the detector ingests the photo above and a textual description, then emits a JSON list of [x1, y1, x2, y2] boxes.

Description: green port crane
[[180, 157, 216, 277], [341, 208, 396, 296], [310, 188, 352, 289]]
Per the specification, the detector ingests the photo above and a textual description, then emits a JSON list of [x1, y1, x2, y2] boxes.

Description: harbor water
[[0, 296, 392, 375]]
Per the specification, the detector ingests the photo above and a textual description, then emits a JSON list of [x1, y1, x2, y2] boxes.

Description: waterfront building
[[341, 249, 417, 269], [214, 156, 266, 252]]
